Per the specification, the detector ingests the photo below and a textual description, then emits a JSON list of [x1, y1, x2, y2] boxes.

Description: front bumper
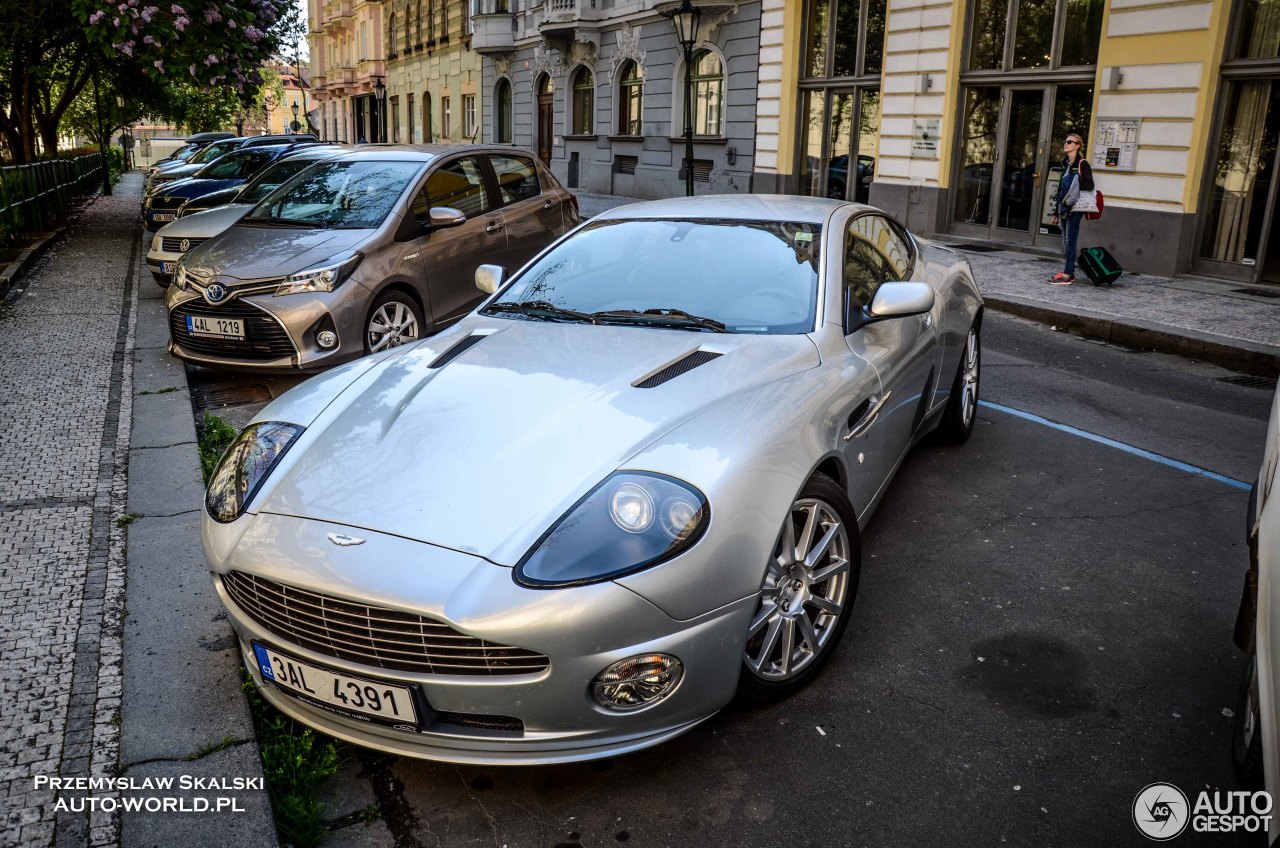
[[165, 283, 371, 373], [208, 514, 751, 764]]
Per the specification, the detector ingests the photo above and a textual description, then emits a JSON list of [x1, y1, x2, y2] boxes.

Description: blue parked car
[[143, 144, 316, 230]]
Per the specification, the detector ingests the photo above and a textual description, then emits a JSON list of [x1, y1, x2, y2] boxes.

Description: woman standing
[[1048, 133, 1094, 285]]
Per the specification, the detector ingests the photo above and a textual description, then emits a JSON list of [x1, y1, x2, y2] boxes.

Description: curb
[[984, 293, 1280, 378]]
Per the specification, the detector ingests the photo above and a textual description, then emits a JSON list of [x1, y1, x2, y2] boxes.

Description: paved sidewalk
[[576, 191, 1280, 376], [0, 174, 273, 848]]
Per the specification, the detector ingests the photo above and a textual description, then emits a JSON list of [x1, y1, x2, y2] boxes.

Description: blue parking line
[[977, 400, 1252, 492]]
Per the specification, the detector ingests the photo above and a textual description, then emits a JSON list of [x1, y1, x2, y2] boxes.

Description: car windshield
[[246, 160, 421, 229], [190, 141, 237, 165], [482, 218, 822, 334], [238, 158, 324, 205], [195, 150, 275, 180]]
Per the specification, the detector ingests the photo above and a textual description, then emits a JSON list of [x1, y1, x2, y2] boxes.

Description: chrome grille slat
[[222, 571, 549, 675], [162, 236, 208, 252]]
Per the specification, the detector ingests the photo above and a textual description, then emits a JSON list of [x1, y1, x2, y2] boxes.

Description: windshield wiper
[[591, 308, 729, 333], [240, 215, 314, 227], [484, 300, 596, 324]]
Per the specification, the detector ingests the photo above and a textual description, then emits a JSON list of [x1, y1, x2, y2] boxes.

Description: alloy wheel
[[744, 498, 852, 681], [960, 328, 980, 428], [367, 300, 420, 352]]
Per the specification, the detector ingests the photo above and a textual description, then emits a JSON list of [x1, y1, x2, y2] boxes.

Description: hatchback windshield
[[189, 140, 239, 165], [195, 149, 278, 180], [482, 218, 822, 334], [238, 158, 326, 205], [246, 160, 421, 229]]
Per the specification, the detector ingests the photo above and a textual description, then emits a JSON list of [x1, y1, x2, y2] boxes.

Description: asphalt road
[[185, 312, 1275, 847]]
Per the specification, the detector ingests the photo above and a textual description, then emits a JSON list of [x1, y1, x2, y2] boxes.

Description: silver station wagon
[[165, 145, 579, 371]]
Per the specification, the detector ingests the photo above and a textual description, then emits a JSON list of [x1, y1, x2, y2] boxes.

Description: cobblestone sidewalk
[[0, 176, 140, 847]]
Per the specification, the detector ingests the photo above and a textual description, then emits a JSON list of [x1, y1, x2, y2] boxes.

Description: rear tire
[[1233, 650, 1265, 789], [936, 323, 980, 444], [736, 473, 861, 705]]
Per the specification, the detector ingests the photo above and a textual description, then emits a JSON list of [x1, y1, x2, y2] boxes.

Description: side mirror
[[867, 282, 935, 321], [427, 206, 466, 230], [475, 264, 505, 295]]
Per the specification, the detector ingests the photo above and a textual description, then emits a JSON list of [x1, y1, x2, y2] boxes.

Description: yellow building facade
[[382, 0, 483, 144], [755, 0, 1280, 283]]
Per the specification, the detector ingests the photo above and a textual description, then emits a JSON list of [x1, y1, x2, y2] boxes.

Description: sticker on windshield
[[793, 232, 813, 244]]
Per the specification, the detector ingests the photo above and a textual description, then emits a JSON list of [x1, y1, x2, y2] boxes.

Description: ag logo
[[203, 283, 227, 304], [179, 238, 190, 252], [1133, 783, 1190, 840]]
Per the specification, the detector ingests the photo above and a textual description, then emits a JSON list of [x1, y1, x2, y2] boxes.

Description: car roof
[[330, 143, 547, 164], [591, 194, 874, 226], [279, 144, 353, 160]]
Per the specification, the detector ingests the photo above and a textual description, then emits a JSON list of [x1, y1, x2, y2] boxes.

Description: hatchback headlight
[[275, 252, 362, 296], [173, 258, 188, 291], [205, 421, 304, 523], [515, 472, 709, 588]]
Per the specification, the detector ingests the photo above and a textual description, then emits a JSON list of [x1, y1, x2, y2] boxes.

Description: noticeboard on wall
[[1091, 118, 1140, 172]]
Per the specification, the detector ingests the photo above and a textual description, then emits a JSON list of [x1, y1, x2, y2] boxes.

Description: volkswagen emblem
[[179, 238, 190, 252], [204, 283, 227, 304], [326, 533, 366, 547]]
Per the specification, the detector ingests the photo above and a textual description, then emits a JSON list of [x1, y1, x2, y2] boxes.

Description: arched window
[[388, 12, 398, 57], [495, 79, 513, 143], [416, 0, 423, 44], [427, 0, 435, 40], [571, 67, 594, 135], [617, 60, 643, 136], [689, 49, 724, 137], [405, 4, 413, 50]]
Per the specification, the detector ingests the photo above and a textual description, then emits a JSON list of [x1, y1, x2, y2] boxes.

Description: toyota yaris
[[203, 195, 983, 764]]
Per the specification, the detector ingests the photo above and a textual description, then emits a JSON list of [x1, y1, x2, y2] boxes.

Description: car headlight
[[515, 472, 709, 588], [173, 258, 188, 291], [205, 422, 305, 523], [274, 252, 362, 296]]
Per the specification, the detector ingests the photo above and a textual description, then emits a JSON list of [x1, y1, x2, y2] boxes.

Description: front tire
[[936, 323, 980, 444], [736, 473, 861, 704], [364, 290, 425, 355], [1233, 649, 1265, 788]]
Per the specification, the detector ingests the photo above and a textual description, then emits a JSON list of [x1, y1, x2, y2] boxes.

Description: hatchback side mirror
[[427, 206, 466, 229], [475, 264, 505, 294]]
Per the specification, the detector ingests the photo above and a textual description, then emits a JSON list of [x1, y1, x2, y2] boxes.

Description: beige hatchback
[[165, 145, 579, 372]]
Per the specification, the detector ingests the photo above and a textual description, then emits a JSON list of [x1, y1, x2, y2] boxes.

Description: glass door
[[952, 86, 1051, 244], [798, 88, 880, 202]]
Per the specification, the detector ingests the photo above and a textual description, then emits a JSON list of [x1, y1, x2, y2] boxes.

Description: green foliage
[[114, 513, 140, 527], [241, 673, 341, 848], [198, 411, 239, 483], [185, 734, 238, 761]]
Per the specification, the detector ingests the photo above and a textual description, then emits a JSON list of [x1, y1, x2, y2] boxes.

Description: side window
[[852, 214, 912, 282], [843, 223, 888, 321], [413, 156, 492, 219], [489, 154, 541, 206]]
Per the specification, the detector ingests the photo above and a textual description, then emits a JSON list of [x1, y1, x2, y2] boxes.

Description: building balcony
[[535, 0, 606, 39], [356, 58, 385, 79], [470, 0, 516, 54]]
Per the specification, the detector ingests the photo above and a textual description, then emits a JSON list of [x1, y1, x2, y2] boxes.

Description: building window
[[571, 67, 594, 135], [442, 96, 452, 139], [688, 49, 723, 137], [416, 0, 423, 45], [405, 5, 413, 52], [618, 60, 643, 136], [423, 92, 433, 142], [388, 12, 398, 57], [495, 79, 513, 143], [803, 0, 887, 79], [391, 95, 401, 142], [427, 0, 436, 40], [463, 94, 476, 139], [408, 93, 416, 141], [968, 0, 1103, 70]]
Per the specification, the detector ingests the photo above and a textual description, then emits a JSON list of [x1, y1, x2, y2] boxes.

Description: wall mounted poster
[[1092, 118, 1139, 172]]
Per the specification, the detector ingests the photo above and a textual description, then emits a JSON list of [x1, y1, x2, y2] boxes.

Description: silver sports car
[[203, 195, 983, 764]]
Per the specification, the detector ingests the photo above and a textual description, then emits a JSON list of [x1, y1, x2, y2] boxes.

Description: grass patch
[[242, 672, 341, 848], [114, 513, 140, 528], [198, 411, 239, 483], [138, 386, 179, 396], [185, 734, 239, 761]]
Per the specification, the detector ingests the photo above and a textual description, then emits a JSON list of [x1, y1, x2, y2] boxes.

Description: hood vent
[[429, 334, 486, 369], [635, 350, 723, 388]]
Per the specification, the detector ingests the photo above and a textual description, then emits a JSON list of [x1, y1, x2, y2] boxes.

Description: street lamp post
[[291, 98, 300, 134], [373, 76, 387, 143], [662, 0, 701, 197]]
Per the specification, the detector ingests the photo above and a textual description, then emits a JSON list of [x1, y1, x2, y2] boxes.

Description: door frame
[[536, 74, 554, 167]]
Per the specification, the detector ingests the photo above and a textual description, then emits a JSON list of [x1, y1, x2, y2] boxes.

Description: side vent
[[635, 350, 723, 388], [428, 334, 486, 369]]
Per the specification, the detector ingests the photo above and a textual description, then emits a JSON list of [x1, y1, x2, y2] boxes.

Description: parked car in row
[[146, 146, 350, 285], [144, 134, 318, 196], [200, 193, 983, 763], [142, 143, 323, 231], [145, 131, 235, 174], [166, 144, 578, 372]]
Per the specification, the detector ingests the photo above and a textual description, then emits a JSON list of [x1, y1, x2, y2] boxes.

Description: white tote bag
[[1073, 189, 1099, 215]]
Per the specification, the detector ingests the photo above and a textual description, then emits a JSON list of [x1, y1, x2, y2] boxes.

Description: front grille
[[222, 571, 551, 676], [434, 712, 524, 733], [162, 236, 207, 252], [170, 298, 295, 361]]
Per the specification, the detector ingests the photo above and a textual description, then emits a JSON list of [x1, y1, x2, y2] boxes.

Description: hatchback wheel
[[365, 291, 424, 354], [1233, 649, 1264, 788], [737, 473, 860, 703]]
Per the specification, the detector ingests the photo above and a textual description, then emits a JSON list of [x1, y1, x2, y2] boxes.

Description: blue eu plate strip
[[253, 643, 275, 681], [978, 400, 1252, 492]]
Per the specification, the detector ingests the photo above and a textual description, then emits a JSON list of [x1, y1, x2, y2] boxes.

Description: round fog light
[[317, 330, 338, 349], [592, 654, 683, 712]]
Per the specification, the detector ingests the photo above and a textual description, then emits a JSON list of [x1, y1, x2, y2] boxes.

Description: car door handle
[[543, 198, 559, 209], [486, 220, 504, 234], [844, 391, 891, 441]]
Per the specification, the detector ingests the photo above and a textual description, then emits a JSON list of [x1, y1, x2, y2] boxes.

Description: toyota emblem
[[179, 238, 190, 252], [204, 283, 227, 304]]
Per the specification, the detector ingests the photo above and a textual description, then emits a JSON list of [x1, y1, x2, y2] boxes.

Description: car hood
[[155, 163, 203, 180], [256, 318, 822, 564], [183, 224, 370, 282], [157, 204, 251, 239]]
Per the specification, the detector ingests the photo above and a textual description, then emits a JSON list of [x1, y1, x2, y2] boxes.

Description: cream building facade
[[382, 0, 484, 144], [308, 0, 390, 143]]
